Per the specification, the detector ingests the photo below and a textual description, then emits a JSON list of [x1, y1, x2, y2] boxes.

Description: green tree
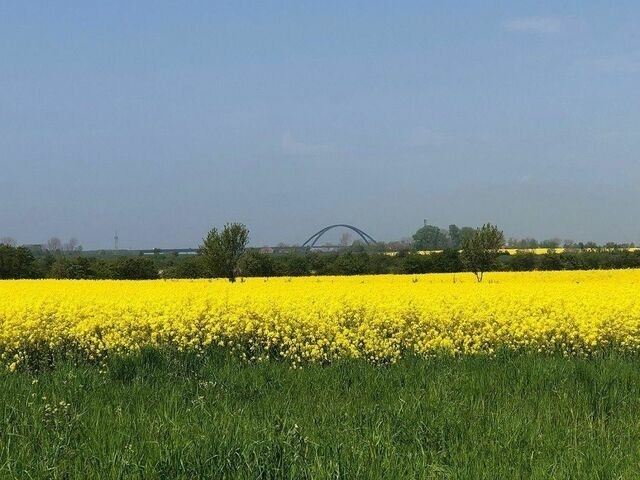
[[459, 227, 477, 246], [412, 224, 450, 250], [200, 223, 249, 282], [540, 238, 562, 249], [239, 251, 275, 277], [461, 223, 505, 282], [448, 224, 461, 249], [329, 250, 370, 275], [114, 257, 158, 280], [508, 251, 537, 271], [172, 256, 206, 279], [0, 245, 36, 279]]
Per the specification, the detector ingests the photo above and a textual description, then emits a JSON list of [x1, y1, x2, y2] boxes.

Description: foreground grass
[[2, 352, 640, 479]]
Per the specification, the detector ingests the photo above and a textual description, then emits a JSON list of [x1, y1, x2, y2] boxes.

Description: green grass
[[2, 351, 640, 479]]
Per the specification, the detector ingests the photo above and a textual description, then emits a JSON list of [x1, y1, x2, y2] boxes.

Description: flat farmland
[[3, 272, 640, 478], [2, 271, 640, 369]]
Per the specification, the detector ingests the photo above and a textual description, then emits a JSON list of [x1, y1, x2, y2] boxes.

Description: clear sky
[[1, 1, 639, 249]]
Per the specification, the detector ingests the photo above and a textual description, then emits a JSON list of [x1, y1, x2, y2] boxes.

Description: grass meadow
[[2, 350, 640, 479]]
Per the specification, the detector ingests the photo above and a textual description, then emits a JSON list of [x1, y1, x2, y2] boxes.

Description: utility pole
[[114, 230, 119, 251]]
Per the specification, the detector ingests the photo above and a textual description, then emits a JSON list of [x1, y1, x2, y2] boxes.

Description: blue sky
[[1, 2, 639, 248]]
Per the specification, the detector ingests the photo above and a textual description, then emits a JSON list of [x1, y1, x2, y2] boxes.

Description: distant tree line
[[0, 245, 159, 280], [411, 223, 635, 251], [6, 245, 639, 280], [412, 224, 477, 250], [2, 222, 639, 280]]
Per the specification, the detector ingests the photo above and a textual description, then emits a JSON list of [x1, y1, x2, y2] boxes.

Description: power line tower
[[114, 230, 119, 251]]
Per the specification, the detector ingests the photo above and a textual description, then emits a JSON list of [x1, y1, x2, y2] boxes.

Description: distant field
[[2, 270, 640, 370]]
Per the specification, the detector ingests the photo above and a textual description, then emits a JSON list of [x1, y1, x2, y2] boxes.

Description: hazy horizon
[[2, 2, 640, 249]]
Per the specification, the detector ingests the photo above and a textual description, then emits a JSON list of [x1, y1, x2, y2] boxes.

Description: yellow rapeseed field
[[2, 270, 640, 370]]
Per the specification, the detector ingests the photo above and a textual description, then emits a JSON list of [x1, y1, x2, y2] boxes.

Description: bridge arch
[[302, 224, 377, 248]]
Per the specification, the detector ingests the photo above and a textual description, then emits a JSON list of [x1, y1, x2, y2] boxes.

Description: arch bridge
[[302, 224, 377, 249]]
